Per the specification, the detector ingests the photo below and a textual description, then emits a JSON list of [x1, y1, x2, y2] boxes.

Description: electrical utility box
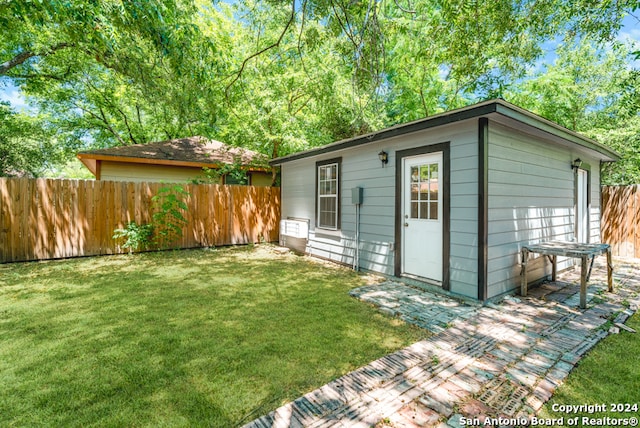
[[351, 187, 363, 205]]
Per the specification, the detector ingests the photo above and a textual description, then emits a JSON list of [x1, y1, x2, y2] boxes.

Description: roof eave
[[493, 103, 621, 162], [269, 99, 621, 165], [77, 155, 98, 177], [76, 152, 268, 171], [269, 101, 499, 166]]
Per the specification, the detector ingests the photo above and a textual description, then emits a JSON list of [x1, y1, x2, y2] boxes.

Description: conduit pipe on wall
[[352, 187, 363, 271], [354, 203, 360, 271]]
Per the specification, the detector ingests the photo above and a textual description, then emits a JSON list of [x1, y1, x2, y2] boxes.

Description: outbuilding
[[271, 99, 619, 301], [77, 136, 272, 186]]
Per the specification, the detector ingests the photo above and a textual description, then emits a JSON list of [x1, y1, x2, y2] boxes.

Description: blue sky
[[2, 13, 639, 112], [0, 81, 27, 110], [619, 12, 640, 43]]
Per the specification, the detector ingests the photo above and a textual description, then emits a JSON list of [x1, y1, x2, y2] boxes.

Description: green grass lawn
[[0, 246, 425, 427], [539, 312, 640, 421]]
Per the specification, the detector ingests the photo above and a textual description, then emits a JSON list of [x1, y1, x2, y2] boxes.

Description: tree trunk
[[270, 140, 281, 187]]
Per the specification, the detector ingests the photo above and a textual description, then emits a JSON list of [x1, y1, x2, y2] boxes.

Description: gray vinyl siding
[[279, 120, 480, 299], [486, 121, 601, 298], [448, 136, 479, 298], [280, 115, 607, 302], [278, 101, 616, 303]]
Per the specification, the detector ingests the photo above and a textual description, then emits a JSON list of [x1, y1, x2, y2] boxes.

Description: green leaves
[[0, 102, 67, 177], [1, 0, 639, 179], [113, 186, 190, 252], [151, 185, 190, 249], [112, 222, 154, 252], [504, 39, 640, 184], [1, 0, 222, 151]]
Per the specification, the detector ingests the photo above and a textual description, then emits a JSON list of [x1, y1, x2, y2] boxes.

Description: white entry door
[[576, 169, 589, 243], [402, 153, 443, 282]]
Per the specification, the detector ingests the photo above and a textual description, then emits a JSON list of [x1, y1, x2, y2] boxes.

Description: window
[[316, 159, 341, 229], [409, 162, 438, 220]]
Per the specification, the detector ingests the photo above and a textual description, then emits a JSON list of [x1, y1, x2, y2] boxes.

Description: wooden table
[[520, 241, 613, 309]]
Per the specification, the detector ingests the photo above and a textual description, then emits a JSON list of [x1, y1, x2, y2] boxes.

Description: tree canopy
[[1, 0, 639, 183]]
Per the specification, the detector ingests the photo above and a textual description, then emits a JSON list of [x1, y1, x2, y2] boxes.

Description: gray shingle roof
[[78, 136, 262, 166]]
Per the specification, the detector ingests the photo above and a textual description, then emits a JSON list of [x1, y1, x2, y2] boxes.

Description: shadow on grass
[[0, 246, 425, 427]]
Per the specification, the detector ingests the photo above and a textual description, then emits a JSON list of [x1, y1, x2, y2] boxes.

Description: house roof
[[77, 136, 265, 177], [270, 99, 621, 165]]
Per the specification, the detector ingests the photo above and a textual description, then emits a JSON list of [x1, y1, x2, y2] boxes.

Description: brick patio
[[242, 259, 640, 428]]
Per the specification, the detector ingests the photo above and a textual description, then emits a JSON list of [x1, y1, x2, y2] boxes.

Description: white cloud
[[617, 14, 640, 43], [0, 79, 29, 111], [617, 27, 640, 43]]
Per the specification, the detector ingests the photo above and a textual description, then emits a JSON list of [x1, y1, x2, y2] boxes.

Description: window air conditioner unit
[[279, 219, 309, 239]]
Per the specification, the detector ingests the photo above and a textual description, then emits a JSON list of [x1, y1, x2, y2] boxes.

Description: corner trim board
[[478, 118, 489, 301]]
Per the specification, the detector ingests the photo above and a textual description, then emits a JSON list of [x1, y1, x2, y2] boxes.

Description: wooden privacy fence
[[602, 185, 640, 259], [0, 178, 281, 263]]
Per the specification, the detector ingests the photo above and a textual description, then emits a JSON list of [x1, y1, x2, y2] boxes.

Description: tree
[[219, 0, 387, 181], [1, 0, 223, 148], [0, 102, 67, 177], [597, 116, 640, 185], [227, 0, 640, 112], [0, 0, 203, 79], [504, 40, 640, 184], [2, 0, 639, 178]]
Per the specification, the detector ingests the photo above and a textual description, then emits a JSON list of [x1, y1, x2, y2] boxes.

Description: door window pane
[[430, 202, 438, 220], [408, 161, 440, 220], [419, 202, 429, 219], [429, 179, 438, 203], [420, 165, 429, 181], [420, 181, 430, 201], [411, 167, 419, 182]]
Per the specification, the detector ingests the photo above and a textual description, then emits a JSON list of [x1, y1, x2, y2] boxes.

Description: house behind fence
[[0, 178, 280, 263], [602, 185, 640, 259]]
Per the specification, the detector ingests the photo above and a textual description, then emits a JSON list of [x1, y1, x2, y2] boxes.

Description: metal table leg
[[580, 255, 588, 309], [607, 247, 613, 292], [521, 248, 529, 297]]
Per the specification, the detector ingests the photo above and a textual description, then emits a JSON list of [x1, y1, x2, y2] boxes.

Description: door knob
[[404, 223, 409, 227]]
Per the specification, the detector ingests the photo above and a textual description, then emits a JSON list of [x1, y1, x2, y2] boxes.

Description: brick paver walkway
[[243, 260, 640, 428], [348, 282, 479, 334]]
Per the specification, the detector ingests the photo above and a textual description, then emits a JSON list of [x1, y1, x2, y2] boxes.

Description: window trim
[[315, 158, 341, 230]]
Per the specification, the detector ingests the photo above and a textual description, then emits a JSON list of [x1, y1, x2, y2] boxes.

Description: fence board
[[602, 185, 640, 259], [0, 178, 281, 263], [636, 188, 640, 258]]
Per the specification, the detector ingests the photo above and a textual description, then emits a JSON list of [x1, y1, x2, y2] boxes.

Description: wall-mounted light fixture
[[571, 158, 583, 171], [378, 150, 389, 167]]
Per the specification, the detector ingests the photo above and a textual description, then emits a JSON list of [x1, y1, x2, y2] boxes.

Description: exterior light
[[571, 158, 583, 171], [378, 150, 389, 167]]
